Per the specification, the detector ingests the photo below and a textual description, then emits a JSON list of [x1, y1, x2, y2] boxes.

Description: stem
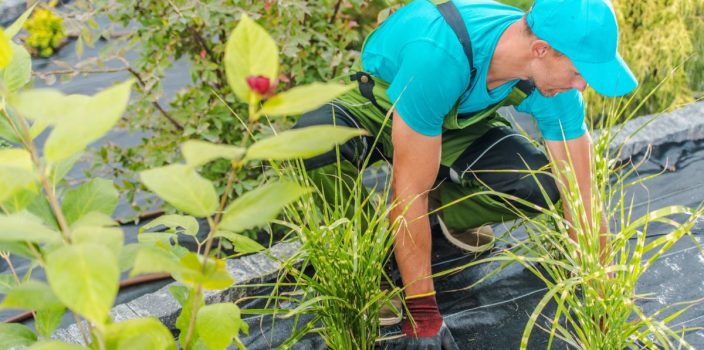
[[181, 285, 203, 350], [126, 68, 184, 131], [73, 312, 91, 346], [1, 109, 72, 242]]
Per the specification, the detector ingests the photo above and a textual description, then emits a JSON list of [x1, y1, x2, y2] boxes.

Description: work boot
[[379, 279, 403, 326], [436, 215, 495, 253]]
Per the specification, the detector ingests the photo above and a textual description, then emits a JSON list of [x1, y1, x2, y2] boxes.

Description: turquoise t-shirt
[[361, 0, 587, 141]]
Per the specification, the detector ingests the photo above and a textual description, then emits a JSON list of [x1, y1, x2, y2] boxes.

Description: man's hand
[[384, 294, 459, 349]]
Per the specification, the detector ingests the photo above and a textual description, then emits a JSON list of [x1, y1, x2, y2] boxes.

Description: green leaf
[[62, 178, 118, 226], [259, 83, 355, 117], [46, 243, 119, 325], [0, 242, 35, 259], [196, 303, 243, 350], [27, 341, 86, 350], [43, 80, 134, 163], [178, 253, 234, 290], [0, 211, 61, 244], [0, 29, 11, 70], [141, 214, 199, 236], [0, 280, 63, 311], [104, 318, 177, 350], [71, 211, 117, 228], [130, 245, 181, 277], [220, 181, 309, 233], [1, 184, 39, 213], [224, 13, 279, 103], [34, 306, 66, 338], [1, 43, 32, 92], [0, 148, 36, 203], [0, 274, 15, 293], [72, 226, 124, 258], [215, 231, 265, 254], [244, 125, 367, 161], [181, 140, 245, 168], [168, 285, 190, 306], [50, 152, 82, 186], [118, 243, 141, 272], [6, 5, 36, 39], [8, 89, 77, 124], [140, 164, 219, 217], [0, 323, 37, 349]]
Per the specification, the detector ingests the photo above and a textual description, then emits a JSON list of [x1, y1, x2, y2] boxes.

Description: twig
[[126, 68, 184, 131]]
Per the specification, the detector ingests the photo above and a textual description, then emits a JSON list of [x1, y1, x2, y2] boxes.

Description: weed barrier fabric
[[238, 140, 704, 350]]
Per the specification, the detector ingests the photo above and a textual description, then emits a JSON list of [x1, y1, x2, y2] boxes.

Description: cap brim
[[573, 52, 638, 97]]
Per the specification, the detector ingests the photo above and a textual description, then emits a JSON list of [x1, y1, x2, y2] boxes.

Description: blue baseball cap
[[526, 0, 638, 97]]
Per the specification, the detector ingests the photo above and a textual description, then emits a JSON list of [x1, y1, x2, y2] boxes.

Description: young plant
[[130, 13, 364, 350], [256, 156, 400, 349], [496, 95, 704, 349], [0, 9, 176, 349]]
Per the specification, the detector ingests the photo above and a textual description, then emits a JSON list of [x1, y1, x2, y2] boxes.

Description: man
[[294, 0, 637, 347]]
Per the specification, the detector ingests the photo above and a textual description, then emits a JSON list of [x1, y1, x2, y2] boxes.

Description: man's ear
[[530, 39, 550, 58]]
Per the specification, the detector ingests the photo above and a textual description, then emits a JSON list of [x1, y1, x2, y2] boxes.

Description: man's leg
[[436, 125, 561, 239]]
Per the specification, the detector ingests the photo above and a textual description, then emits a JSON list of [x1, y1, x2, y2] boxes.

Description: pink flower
[[246, 75, 273, 96], [199, 49, 206, 60]]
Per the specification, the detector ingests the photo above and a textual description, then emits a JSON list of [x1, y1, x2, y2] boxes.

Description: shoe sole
[[437, 215, 495, 253]]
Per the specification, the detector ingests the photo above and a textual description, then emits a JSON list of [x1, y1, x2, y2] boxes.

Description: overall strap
[[431, 0, 477, 87]]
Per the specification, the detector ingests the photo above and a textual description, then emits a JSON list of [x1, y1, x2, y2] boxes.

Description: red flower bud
[[246, 75, 272, 96], [200, 49, 206, 59]]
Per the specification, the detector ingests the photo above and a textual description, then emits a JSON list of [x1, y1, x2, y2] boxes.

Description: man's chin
[[536, 88, 559, 98]]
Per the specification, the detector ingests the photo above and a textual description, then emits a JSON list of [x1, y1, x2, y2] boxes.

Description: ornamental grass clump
[[495, 93, 704, 349], [267, 165, 400, 349]]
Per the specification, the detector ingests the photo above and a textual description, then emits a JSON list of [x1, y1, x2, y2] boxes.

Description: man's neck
[[486, 20, 531, 91]]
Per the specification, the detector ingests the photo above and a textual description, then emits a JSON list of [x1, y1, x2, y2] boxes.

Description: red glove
[[401, 293, 443, 337]]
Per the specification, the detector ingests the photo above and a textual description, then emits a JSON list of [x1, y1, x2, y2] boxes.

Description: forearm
[[391, 190, 434, 296]]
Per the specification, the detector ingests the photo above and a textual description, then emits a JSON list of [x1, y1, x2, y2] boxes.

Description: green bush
[[82, 0, 372, 221]]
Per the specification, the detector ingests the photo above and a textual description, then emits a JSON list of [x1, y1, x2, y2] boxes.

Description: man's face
[[532, 49, 588, 97]]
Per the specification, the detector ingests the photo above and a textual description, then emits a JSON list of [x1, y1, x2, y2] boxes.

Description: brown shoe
[[437, 215, 495, 253], [379, 280, 403, 326]]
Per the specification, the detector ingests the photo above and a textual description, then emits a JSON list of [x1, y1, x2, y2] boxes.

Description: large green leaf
[[221, 181, 309, 233], [130, 245, 181, 277], [0, 323, 37, 349], [140, 164, 219, 218], [72, 226, 124, 258], [219, 181, 306, 232], [6, 5, 36, 39], [181, 140, 245, 168], [0, 148, 36, 203], [62, 178, 118, 226], [224, 13, 279, 103], [50, 152, 82, 186], [244, 125, 367, 161], [43, 80, 133, 163], [1, 185, 39, 214], [45, 243, 119, 325], [215, 230, 265, 254], [140, 214, 199, 236], [196, 303, 243, 350], [34, 306, 66, 338], [0, 211, 61, 244], [259, 83, 355, 117], [0, 280, 63, 311], [8, 90, 78, 124], [1, 43, 31, 93], [178, 253, 234, 290], [0, 274, 14, 293], [104, 318, 177, 350], [0, 29, 11, 69]]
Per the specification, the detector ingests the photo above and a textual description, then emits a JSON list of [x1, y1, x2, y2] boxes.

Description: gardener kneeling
[[295, 0, 637, 347]]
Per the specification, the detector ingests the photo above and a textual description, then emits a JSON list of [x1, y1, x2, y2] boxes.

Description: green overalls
[[301, 0, 553, 231]]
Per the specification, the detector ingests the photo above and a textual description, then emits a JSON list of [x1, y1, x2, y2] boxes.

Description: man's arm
[[545, 133, 609, 263], [390, 109, 442, 296]]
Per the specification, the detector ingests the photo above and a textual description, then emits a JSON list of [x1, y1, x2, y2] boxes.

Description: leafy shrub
[[23, 6, 66, 57], [71, 0, 374, 222], [0, 8, 361, 349]]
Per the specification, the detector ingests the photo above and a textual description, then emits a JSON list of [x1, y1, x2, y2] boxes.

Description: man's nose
[[573, 76, 588, 92]]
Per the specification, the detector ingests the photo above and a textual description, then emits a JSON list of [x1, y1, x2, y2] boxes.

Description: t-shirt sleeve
[[385, 40, 468, 137], [516, 88, 587, 141]]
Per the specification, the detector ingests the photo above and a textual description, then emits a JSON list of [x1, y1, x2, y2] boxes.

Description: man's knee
[[511, 171, 560, 211]]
